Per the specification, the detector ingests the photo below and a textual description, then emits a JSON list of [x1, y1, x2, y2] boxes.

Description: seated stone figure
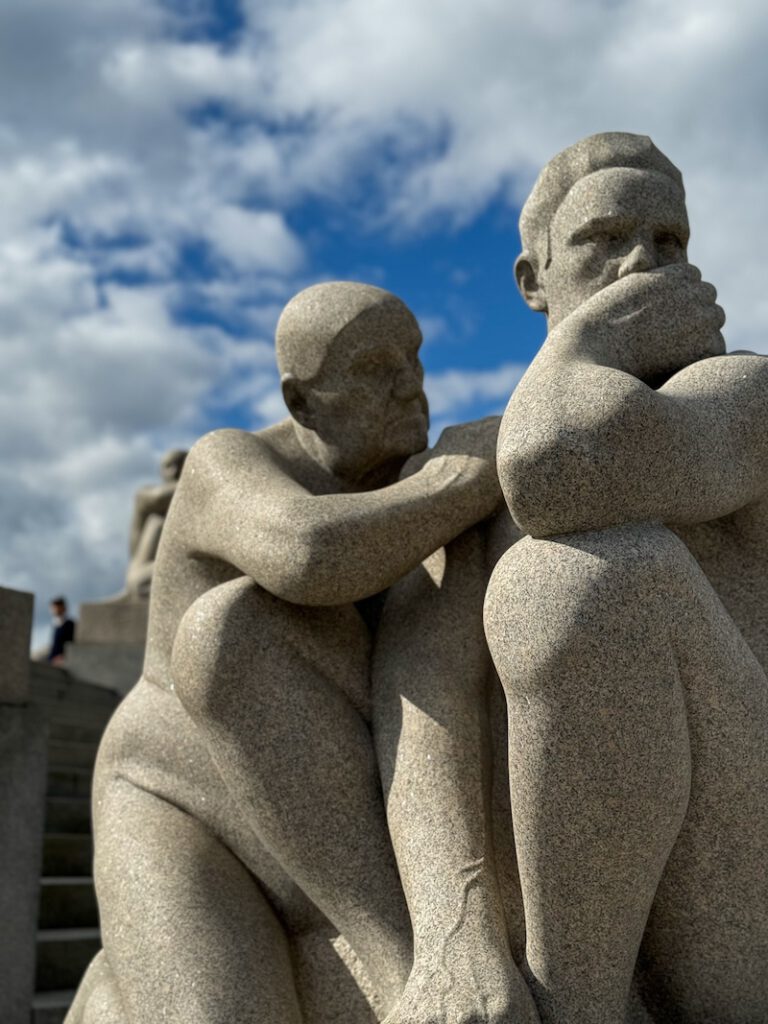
[[68, 282, 523, 1024], [123, 448, 187, 599], [485, 132, 768, 1023]]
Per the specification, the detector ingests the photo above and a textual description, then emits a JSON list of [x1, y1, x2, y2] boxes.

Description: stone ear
[[281, 375, 316, 430], [515, 252, 548, 313]]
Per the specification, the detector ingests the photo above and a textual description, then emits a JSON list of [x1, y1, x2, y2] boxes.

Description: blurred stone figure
[[485, 132, 768, 1023], [67, 283, 535, 1024], [123, 448, 187, 600]]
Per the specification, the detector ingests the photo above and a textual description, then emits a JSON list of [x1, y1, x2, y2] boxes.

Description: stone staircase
[[28, 663, 120, 1024]]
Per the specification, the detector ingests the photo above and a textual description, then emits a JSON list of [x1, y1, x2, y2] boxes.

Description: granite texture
[[68, 282, 513, 1024], [0, 585, 35, 704], [485, 132, 768, 1023], [0, 586, 47, 1024], [76, 601, 148, 646], [123, 448, 186, 600], [64, 641, 145, 696]]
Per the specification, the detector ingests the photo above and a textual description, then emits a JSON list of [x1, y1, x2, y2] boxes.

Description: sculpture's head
[[160, 448, 188, 483], [276, 281, 429, 485], [515, 132, 689, 327]]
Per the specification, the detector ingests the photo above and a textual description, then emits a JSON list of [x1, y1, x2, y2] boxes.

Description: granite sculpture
[[66, 282, 539, 1023], [485, 132, 768, 1023], [62, 450, 188, 694], [123, 447, 187, 600]]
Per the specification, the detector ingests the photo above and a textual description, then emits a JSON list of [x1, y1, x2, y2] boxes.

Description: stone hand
[[400, 416, 503, 515], [382, 943, 540, 1024], [549, 263, 726, 384]]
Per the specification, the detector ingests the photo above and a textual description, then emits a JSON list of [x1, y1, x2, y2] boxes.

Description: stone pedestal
[[77, 601, 148, 646], [0, 586, 47, 1024], [65, 600, 147, 697]]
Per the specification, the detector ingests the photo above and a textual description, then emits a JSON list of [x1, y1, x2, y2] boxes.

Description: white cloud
[[205, 206, 304, 273], [425, 364, 527, 418], [3, 0, 768, 644]]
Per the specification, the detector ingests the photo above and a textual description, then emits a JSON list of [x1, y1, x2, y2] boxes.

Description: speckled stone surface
[[0, 585, 34, 704], [0, 586, 47, 1024], [485, 133, 768, 1023], [67, 282, 509, 1023]]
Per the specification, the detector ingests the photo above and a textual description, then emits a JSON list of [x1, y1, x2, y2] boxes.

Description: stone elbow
[[497, 437, 564, 539]]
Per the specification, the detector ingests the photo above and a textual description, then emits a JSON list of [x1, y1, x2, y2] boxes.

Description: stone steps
[[39, 877, 99, 930], [45, 796, 92, 835], [47, 765, 94, 799], [30, 664, 121, 1024], [48, 739, 100, 769], [36, 928, 101, 991], [46, 719, 106, 745], [31, 989, 77, 1024], [43, 833, 94, 877]]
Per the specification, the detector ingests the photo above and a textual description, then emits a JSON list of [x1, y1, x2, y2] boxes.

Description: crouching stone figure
[[485, 132, 768, 1024], [67, 281, 537, 1024]]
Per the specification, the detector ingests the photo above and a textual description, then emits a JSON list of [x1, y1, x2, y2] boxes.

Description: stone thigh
[[83, 678, 379, 1024], [639, 547, 768, 1023], [93, 773, 303, 1024], [486, 522, 768, 1024]]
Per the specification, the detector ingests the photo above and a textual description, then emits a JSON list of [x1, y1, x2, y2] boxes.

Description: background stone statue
[[123, 448, 187, 600], [67, 282, 534, 1024], [485, 132, 768, 1023]]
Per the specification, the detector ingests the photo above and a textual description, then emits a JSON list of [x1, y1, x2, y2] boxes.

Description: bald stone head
[[516, 132, 688, 326], [276, 281, 428, 483], [276, 281, 420, 383], [160, 448, 188, 483]]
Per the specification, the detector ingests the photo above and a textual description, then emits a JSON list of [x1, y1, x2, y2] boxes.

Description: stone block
[[0, 586, 34, 704], [65, 643, 144, 697], [76, 601, 148, 646], [0, 704, 48, 1024]]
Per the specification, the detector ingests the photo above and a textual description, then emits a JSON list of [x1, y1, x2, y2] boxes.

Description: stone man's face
[[307, 316, 429, 476], [541, 167, 690, 327]]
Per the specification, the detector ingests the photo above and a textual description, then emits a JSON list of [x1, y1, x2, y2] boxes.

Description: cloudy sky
[[3, 0, 767, 648]]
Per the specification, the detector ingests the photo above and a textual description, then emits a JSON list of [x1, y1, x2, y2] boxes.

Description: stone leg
[[91, 775, 303, 1024], [485, 522, 768, 1024], [372, 529, 540, 1024], [172, 577, 412, 1012], [65, 950, 125, 1024]]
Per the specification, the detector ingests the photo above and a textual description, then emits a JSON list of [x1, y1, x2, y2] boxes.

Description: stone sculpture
[[123, 447, 187, 600], [485, 132, 768, 1023], [67, 282, 538, 1024]]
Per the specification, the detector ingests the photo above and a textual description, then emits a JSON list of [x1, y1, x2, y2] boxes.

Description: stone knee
[[172, 575, 372, 730], [484, 521, 697, 703], [171, 576, 274, 725]]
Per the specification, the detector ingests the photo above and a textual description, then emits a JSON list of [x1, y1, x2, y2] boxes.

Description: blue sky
[[3, 0, 768, 647]]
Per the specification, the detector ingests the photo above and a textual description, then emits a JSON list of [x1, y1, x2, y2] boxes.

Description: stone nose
[[392, 365, 423, 400], [617, 241, 655, 279]]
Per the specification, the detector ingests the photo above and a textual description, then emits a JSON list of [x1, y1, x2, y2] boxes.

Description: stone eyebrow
[[568, 214, 634, 243]]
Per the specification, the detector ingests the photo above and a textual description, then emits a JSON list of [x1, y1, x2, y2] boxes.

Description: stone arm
[[178, 425, 501, 606], [501, 351, 768, 539], [500, 266, 768, 537]]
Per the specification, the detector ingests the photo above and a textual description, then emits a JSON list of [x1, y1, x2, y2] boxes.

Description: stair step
[[31, 989, 76, 1024], [34, 697, 116, 728], [39, 877, 99, 930], [43, 834, 93, 877], [48, 739, 100, 769], [36, 928, 101, 992], [47, 719, 108, 745], [47, 765, 93, 799], [45, 796, 92, 835], [30, 666, 120, 707]]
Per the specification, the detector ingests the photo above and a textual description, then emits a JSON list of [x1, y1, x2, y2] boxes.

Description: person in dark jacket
[[47, 596, 75, 665]]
